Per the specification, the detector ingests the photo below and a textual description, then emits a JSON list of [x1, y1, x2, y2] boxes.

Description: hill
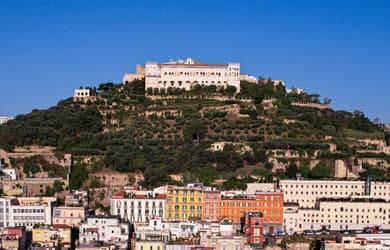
[[0, 79, 387, 190]]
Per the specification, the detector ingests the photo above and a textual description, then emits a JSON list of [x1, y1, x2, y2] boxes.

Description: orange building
[[255, 191, 284, 230], [202, 190, 221, 221], [218, 191, 284, 233], [219, 192, 256, 224]]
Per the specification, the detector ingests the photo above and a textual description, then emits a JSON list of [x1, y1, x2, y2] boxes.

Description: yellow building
[[135, 241, 164, 250], [53, 206, 86, 227], [166, 184, 203, 221], [32, 225, 72, 248]]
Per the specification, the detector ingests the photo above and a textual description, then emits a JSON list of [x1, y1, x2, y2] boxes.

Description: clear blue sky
[[1, 0, 389, 122]]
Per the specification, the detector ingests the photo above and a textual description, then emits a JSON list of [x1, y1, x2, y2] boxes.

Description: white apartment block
[[79, 216, 129, 248], [110, 190, 166, 223], [0, 197, 56, 229], [248, 179, 390, 208], [284, 198, 390, 233], [144, 57, 241, 92]]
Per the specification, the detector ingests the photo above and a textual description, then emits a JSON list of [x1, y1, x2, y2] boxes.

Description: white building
[[0, 168, 17, 180], [144, 57, 240, 93], [73, 88, 95, 102], [240, 74, 257, 83], [284, 198, 390, 233], [0, 197, 56, 229], [199, 218, 252, 250], [247, 179, 390, 208], [110, 190, 166, 223], [0, 116, 13, 125], [286, 87, 305, 94], [79, 216, 129, 249], [326, 234, 390, 250]]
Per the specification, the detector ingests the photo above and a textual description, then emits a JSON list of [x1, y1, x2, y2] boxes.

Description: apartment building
[[219, 190, 283, 233], [247, 179, 390, 208], [199, 218, 252, 250], [0, 197, 56, 229], [143, 57, 240, 92], [0, 227, 26, 250], [219, 191, 256, 224], [202, 190, 221, 221], [284, 198, 390, 234], [53, 206, 86, 227], [32, 224, 72, 249], [243, 211, 264, 249], [79, 216, 129, 249], [110, 190, 166, 223], [165, 184, 203, 221]]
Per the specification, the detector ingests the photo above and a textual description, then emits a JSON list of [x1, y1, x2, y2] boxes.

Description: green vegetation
[[0, 79, 386, 189], [45, 180, 64, 196], [12, 156, 67, 178]]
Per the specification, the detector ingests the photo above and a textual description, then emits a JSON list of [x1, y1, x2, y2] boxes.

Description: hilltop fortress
[[123, 57, 242, 92]]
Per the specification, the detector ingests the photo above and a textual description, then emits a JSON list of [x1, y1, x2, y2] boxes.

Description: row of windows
[[167, 213, 202, 219], [139, 245, 161, 250], [282, 183, 390, 190], [304, 219, 375, 224], [118, 201, 164, 207], [171, 205, 202, 211], [282, 184, 364, 189], [168, 190, 201, 195], [117, 209, 163, 215], [319, 207, 386, 213], [303, 213, 388, 219], [156, 80, 228, 86], [169, 197, 202, 203], [13, 209, 44, 213], [13, 216, 45, 220], [163, 71, 226, 77]]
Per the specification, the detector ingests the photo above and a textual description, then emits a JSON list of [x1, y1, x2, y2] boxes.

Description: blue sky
[[1, 0, 389, 122]]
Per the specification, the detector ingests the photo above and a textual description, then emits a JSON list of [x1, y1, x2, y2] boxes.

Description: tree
[[69, 164, 88, 190], [224, 85, 237, 96], [285, 163, 298, 178], [299, 164, 310, 178], [322, 125, 336, 136], [311, 163, 331, 179], [184, 119, 207, 143]]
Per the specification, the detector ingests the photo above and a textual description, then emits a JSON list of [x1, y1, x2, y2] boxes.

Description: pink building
[[202, 190, 221, 221]]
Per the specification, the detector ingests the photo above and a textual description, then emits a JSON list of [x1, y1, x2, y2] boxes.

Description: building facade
[[202, 190, 220, 221], [0, 227, 26, 250], [144, 58, 240, 93], [284, 198, 390, 233], [79, 216, 129, 249], [0, 197, 56, 229], [165, 184, 203, 221], [123, 64, 145, 83], [247, 179, 390, 208], [219, 190, 283, 232], [53, 206, 86, 227], [243, 211, 264, 249], [110, 190, 166, 223], [32, 225, 72, 249]]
